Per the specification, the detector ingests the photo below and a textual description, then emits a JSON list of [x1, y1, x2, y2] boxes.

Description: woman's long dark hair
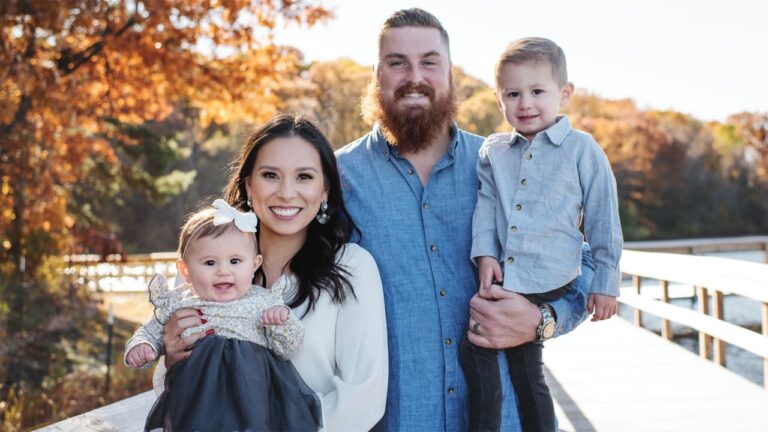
[[224, 114, 358, 313]]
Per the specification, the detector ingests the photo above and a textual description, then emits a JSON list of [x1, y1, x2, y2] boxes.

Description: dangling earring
[[316, 201, 330, 224], [247, 197, 253, 210]]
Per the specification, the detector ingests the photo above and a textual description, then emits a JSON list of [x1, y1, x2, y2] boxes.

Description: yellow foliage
[[0, 0, 329, 262]]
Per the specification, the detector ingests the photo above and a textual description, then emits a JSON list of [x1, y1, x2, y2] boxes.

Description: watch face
[[542, 322, 555, 339]]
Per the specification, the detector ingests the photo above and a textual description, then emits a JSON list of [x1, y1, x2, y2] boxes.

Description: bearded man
[[336, 8, 594, 431]]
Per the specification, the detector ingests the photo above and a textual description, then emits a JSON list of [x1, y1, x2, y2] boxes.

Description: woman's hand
[[163, 308, 206, 367]]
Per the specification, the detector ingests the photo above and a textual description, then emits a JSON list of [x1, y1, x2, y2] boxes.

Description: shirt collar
[[511, 115, 573, 147], [370, 124, 390, 160]]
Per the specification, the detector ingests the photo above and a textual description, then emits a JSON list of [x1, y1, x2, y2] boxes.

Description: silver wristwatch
[[536, 304, 556, 341]]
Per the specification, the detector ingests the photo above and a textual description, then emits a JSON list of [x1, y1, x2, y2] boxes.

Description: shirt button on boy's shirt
[[430, 245, 438, 252], [439, 289, 447, 296], [526, 153, 533, 160], [515, 204, 523, 211], [507, 257, 515, 264], [510, 226, 518, 232], [520, 178, 527, 186]]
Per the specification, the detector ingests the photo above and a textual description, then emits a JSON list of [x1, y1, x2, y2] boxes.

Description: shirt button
[[439, 289, 447, 296], [430, 245, 438, 252], [520, 179, 527, 186], [407, 169, 414, 175], [422, 203, 429, 209], [526, 153, 533, 160], [507, 257, 515, 264], [447, 387, 455, 394], [444, 338, 452, 346], [515, 204, 523, 211], [510, 226, 518, 232]]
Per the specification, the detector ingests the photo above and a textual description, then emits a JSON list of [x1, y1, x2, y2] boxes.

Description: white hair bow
[[212, 199, 258, 233]]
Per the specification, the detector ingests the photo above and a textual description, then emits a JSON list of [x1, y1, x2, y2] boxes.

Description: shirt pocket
[[543, 171, 582, 232]]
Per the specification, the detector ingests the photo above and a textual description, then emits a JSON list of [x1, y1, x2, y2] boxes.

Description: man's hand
[[587, 293, 617, 321], [126, 344, 157, 367], [477, 256, 503, 299], [467, 285, 540, 349], [261, 305, 290, 325], [162, 308, 207, 367]]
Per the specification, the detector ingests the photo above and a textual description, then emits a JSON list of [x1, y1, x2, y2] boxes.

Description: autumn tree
[[453, 66, 507, 136], [567, 94, 688, 239], [717, 112, 768, 233], [0, 0, 329, 383], [305, 58, 371, 147], [727, 112, 768, 180]]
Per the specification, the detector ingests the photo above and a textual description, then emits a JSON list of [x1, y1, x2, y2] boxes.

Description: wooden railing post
[[660, 280, 672, 340], [633, 275, 642, 327], [763, 302, 768, 389], [713, 290, 725, 366], [697, 286, 711, 360], [763, 241, 768, 264]]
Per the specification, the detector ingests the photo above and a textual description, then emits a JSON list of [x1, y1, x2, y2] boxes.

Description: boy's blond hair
[[495, 37, 568, 87]]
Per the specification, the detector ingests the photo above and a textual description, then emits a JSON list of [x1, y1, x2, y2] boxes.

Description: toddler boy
[[459, 37, 623, 432]]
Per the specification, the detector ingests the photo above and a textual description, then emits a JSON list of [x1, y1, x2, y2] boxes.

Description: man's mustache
[[394, 83, 435, 100]]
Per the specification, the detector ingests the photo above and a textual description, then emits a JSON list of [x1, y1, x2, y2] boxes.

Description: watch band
[[536, 304, 556, 341]]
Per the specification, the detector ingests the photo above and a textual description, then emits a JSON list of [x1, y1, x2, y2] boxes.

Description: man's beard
[[362, 79, 458, 153]]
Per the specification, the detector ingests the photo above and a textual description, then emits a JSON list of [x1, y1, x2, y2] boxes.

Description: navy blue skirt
[[145, 335, 322, 431]]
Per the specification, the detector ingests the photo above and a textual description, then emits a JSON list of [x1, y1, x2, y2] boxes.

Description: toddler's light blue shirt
[[472, 116, 623, 296]]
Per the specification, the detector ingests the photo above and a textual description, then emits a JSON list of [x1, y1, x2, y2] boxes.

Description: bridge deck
[[546, 317, 768, 431]]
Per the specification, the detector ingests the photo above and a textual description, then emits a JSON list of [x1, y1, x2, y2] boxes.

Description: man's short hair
[[496, 37, 568, 87], [378, 8, 450, 57]]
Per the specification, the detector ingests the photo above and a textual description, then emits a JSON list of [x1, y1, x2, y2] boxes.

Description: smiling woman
[[156, 114, 389, 431], [245, 135, 329, 249]]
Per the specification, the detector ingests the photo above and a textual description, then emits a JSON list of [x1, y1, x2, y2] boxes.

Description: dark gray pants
[[459, 284, 570, 432]]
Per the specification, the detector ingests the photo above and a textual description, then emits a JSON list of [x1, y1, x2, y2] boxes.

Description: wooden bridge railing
[[62, 252, 178, 292], [625, 235, 768, 262], [619, 249, 768, 388], [67, 236, 763, 292]]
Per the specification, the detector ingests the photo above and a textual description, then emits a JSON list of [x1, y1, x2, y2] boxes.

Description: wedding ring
[[472, 321, 481, 335]]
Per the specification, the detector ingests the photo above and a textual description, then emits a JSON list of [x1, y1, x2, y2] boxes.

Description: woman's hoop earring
[[247, 197, 253, 210], [316, 201, 330, 224]]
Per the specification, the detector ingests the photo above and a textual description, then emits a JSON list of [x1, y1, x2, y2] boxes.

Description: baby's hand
[[126, 344, 157, 367], [261, 305, 290, 326], [477, 256, 503, 299], [587, 293, 618, 322]]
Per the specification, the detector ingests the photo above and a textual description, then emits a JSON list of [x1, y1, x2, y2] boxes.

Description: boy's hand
[[587, 293, 618, 322], [477, 256, 503, 298], [261, 305, 290, 325], [126, 344, 157, 367]]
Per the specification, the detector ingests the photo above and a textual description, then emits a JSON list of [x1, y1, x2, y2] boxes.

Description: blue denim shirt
[[472, 116, 623, 296], [336, 124, 593, 431]]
